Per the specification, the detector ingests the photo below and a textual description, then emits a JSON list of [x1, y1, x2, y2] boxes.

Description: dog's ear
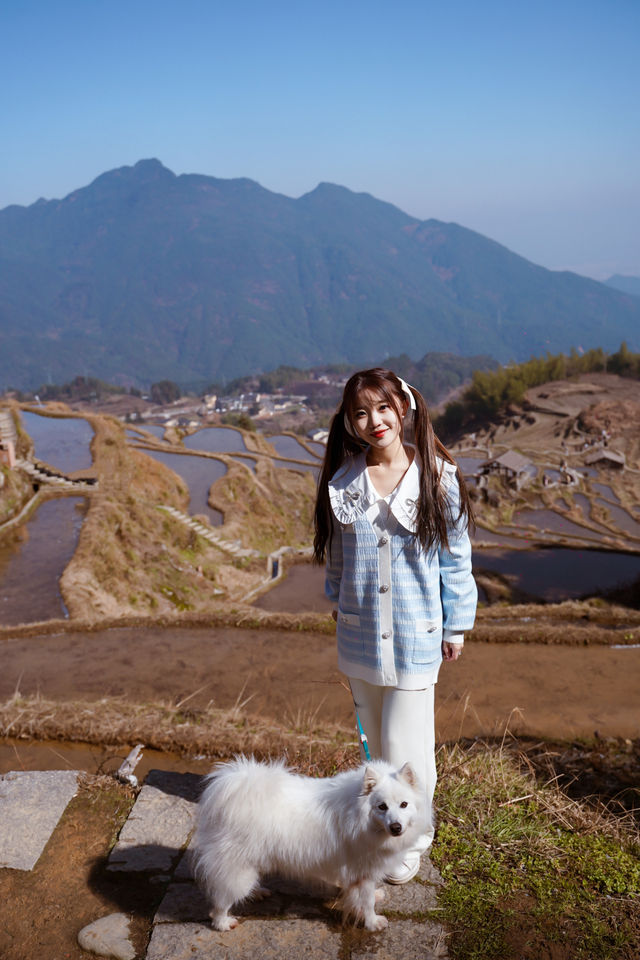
[[363, 766, 379, 794], [398, 762, 417, 788]]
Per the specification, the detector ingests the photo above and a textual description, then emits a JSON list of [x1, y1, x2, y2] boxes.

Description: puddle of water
[[0, 738, 214, 777], [20, 412, 94, 472], [474, 546, 640, 602], [139, 449, 225, 525], [0, 497, 87, 624], [183, 427, 247, 454]]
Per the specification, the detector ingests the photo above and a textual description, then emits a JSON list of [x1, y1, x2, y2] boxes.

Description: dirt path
[[1, 624, 639, 741]]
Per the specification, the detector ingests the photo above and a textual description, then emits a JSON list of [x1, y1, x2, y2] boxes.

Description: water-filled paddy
[[139, 449, 225, 524], [183, 427, 247, 453], [20, 412, 93, 472], [0, 497, 86, 624], [258, 548, 640, 609]]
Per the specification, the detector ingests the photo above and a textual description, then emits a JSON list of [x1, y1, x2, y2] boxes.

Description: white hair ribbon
[[398, 377, 417, 411]]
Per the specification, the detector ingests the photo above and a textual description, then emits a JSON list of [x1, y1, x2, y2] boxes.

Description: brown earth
[[2, 622, 640, 743], [0, 775, 162, 960]]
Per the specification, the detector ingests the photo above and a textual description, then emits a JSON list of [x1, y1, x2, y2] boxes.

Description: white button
[[428, 624, 436, 633], [381, 631, 391, 639], [379, 536, 388, 546], [380, 584, 389, 593], [405, 498, 414, 505]]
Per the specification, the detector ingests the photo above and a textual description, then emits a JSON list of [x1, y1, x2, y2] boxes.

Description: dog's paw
[[365, 914, 388, 932], [250, 885, 271, 901], [211, 915, 239, 931], [374, 887, 386, 903]]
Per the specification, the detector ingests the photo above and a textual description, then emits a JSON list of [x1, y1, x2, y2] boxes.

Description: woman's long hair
[[313, 368, 473, 562]]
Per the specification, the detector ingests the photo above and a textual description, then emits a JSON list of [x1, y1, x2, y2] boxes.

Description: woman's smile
[[350, 388, 406, 454]]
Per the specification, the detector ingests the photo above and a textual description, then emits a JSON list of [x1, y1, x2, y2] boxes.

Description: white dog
[[193, 756, 428, 932]]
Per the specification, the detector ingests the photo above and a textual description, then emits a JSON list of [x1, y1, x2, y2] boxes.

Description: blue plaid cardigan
[[325, 452, 477, 687]]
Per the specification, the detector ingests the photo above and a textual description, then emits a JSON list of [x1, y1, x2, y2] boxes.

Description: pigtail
[[410, 385, 474, 550], [313, 406, 364, 563]]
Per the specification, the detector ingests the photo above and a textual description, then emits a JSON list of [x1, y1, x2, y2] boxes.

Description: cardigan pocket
[[337, 610, 364, 660], [412, 618, 441, 663]]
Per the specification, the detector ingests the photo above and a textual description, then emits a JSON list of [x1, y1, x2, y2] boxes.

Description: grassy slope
[[59, 414, 317, 619]]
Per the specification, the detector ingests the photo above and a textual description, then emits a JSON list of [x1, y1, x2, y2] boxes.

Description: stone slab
[[0, 770, 79, 871], [146, 916, 448, 960], [347, 919, 449, 959], [145, 919, 342, 960], [107, 771, 200, 874]]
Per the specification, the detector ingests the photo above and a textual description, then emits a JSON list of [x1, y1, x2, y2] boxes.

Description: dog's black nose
[[390, 822, 402, 836]]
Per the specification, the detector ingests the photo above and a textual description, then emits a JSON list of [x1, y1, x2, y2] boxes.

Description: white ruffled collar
[[328, 448, 454, 531]]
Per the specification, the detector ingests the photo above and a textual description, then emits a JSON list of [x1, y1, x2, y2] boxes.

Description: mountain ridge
[[0, 159, 638, 389]]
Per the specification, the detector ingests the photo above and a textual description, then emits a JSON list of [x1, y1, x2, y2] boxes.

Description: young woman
[[313, 368, 477, 883]]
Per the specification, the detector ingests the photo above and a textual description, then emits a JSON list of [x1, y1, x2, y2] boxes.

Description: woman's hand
[[442, 640, 463, 662]]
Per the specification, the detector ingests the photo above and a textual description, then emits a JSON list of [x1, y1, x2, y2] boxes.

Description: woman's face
[[350, 388, 407, 451]]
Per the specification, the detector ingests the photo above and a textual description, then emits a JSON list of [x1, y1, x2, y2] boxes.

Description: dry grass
[[0, 692, 358, 777], [209, 456, 317, 554]]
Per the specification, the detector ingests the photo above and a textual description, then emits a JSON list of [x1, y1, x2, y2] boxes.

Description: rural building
[[584, 449, 625, 470], [480, 450, 533, 488]]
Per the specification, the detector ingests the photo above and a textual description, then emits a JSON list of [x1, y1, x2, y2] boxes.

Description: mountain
[[605, 274, 640, 298], [1, 159, 639, 390]]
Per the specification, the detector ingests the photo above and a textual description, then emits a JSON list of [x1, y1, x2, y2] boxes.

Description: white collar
[[328, 449, 456, 531]]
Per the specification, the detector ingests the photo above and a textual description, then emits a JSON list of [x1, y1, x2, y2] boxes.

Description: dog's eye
[[378, 802, 388, 811], [400, 801, 408, 809]]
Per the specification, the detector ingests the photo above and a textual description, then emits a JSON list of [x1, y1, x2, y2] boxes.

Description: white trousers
[[349, 677, 436, 854]]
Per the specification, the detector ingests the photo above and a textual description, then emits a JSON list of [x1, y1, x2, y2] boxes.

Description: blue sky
[[2, 0, 638, 279]]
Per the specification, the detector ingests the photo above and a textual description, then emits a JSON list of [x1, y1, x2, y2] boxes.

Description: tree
[[151, 380, 181, 405]]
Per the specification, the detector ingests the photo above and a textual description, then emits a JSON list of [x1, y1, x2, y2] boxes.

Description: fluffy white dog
[[193, 756, 428, 932]]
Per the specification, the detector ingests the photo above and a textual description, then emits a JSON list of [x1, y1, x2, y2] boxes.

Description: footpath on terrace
[[0, 768, 450, 960]]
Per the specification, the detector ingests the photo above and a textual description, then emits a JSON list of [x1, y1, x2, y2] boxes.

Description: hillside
[[606, 273, 640, 297], [1, 159, 639, 389]]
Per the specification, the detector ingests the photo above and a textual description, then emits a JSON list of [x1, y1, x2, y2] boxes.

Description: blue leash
[[355, 710, 371, 761]]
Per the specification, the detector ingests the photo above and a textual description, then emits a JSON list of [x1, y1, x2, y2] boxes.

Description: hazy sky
[[2, 0, 638, 280]]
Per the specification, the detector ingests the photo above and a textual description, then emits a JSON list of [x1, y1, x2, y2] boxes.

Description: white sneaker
[[384, 853, 421, 885]]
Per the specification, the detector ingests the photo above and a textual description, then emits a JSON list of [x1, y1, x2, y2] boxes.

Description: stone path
[[0, 769, 80, 870], [157, 505, 259, 559], [15, 457, 99, 491], [0, 768, 450, 959]]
